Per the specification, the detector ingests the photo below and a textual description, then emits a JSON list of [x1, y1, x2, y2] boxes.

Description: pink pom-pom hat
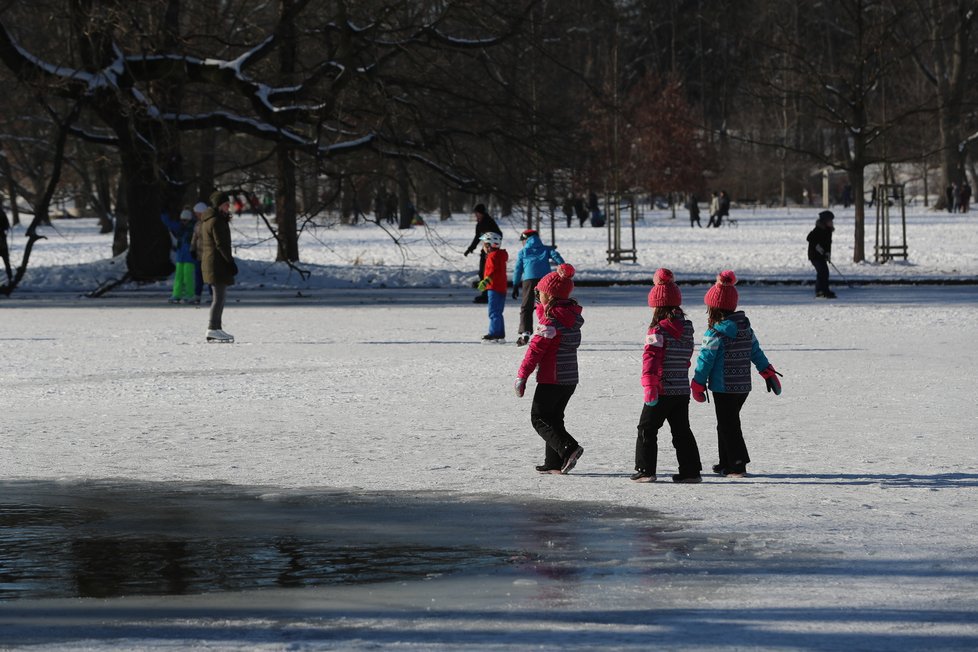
[[536, 263, 576, 300], [647, 268, 683, 307], [704, 270, 739, 311]]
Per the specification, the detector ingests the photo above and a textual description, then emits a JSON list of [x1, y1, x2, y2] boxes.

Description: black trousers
[[518, 279, 538, 334], [712, 392, 750, 472], [811, 258, 830, 293], [635, 395, 702, 475], [530, 383, 578, 467]]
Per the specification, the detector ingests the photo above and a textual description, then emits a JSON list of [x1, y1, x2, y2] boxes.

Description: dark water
[[0, 480, 686, 600]]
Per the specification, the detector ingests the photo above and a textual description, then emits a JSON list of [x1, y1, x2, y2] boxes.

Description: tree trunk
[[0, 150, 18, 226], [121, 150, 173, 280], [851, 165, 866, 263], [275, 145, 299, 261], [397, 160, 413, 230]]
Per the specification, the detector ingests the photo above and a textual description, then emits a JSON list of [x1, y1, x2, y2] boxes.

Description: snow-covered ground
[[1, 205, 977, 650]]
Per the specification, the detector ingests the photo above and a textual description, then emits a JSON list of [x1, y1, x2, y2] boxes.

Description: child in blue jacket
[[161, 207, 198, 304], [512, 229, 564, 346], [691, 271, 782, 478]]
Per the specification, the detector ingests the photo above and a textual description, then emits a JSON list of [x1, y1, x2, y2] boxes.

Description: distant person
[[161, 206, 198, 304], [475, 232, 508, 342], [514, 263, 585, 475], [588, 191, 602, 226], [842, 184, 852, 209], [713, 190, 731, 227], [687, 194, 701, 227], [562, 196, 574, 228], [807, 210, 836, 299], [200, 191, 238, 343], [961, 181, 971, 212], [463, 203, 502, 304], [632, 268, 702, 484], [512, 229, 565, 347], [690, 271, 782, 478], [573, 195, 587, 227], [706, 191, 720, 227], [0, 204, 11, 283], [945, 184, 954, 213]]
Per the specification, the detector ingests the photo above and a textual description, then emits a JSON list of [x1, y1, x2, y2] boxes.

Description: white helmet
[[479, 232, 503, 248]]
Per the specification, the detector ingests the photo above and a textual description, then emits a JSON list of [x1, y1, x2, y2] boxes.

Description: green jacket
[[198, 208, 236, 286]]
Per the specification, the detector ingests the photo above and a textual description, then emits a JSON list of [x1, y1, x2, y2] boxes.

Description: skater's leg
[[712, 392, 749, 472], [209, 283, 228, 330], [812, 259, 830, 294], [487, 290, 505, 337], [664, 396, 702, 476], [519, 279, 537, 335], [635, 401, 667, 474]]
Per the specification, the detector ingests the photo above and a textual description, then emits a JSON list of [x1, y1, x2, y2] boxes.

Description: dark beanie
[[818, 210, 835, 222]]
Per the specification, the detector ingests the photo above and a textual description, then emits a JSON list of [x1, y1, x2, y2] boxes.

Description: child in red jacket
[[477, 232, 508, 342], [514, 264, 585, 474], [632, 269, 702, 483]]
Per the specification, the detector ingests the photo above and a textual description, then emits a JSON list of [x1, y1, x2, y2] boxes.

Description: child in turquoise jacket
[[691, 271, 782, 478]]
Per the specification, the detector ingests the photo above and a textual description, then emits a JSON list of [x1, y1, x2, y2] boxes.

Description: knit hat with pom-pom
[[704, 270, 739, 311], [536, 263, 576, 300], [647, 268, 682, 307]]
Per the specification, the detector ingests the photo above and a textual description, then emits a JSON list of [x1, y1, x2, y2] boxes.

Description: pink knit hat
[[536, 263, 576, 300], [647, 268, 682, 307], [704, 270, 739, 311]]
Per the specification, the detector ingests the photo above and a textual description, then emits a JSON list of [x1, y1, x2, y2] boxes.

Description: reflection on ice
[[0, 480, 699, 601]]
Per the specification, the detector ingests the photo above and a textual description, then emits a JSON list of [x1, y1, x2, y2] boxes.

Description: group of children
[[499, 253, 782, 482]]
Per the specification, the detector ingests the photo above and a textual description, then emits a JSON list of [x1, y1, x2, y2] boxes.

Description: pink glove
[[515, 377, 527, 398], [759, 365, 782, 395], [690, 379, 707, 403]]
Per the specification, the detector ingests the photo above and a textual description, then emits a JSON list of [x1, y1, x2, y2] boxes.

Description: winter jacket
[[642, 316, 694, 402], [161, 212, 197, 264], [692, 311, 770, 394], [807, 224, 833, 261], [483, 248, 509, 292], [518, 299, 584, 385], [465, 215, 502, 255], [198, 208, 237, 286], [513, 234, 565, 285]]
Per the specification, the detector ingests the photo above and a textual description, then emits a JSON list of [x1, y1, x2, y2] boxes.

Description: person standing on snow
[[512, 229, 565, 346], [632, 269, 702, 484], [514, 264, 585, 475], [476, 231, 508, 342], [161, 206, 198, 304], [807, 210, 836, 299], [687, 194, 702, 228], [463, 203, 502, 304], [199, 191, 238, 343], [690, 271, 782, 478]]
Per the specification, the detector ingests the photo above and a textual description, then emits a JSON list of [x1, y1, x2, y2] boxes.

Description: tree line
[[0, 0, 974, 290]]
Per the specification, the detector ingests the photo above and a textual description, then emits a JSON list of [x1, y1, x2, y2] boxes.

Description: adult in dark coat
[[807, 210, 836, 299], [687, 194, 701, 227], [199, 191, 238, 341], [464, 203, 502, 303], [713, 190, 730, 227]]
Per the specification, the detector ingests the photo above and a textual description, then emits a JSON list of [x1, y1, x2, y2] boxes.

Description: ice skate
[[630, 471, 656, 483], [560, 446, 583, 474], [535, 464, 562, 475], [516, 332, 531, 347], [481, 334, 506, 344], [206, 329, 234, 343], [672, 473, 703, 483]]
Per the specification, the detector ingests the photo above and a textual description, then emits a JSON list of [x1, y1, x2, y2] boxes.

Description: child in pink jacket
[[514, 264, 585, 474], [632, 269, 702, 483]]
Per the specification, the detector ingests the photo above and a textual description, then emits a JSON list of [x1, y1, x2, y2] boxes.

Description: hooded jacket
[[518, 299, 584, 385], [513, 234, 565, 285], [198, 208, 237, 286], [483, 247, 509, 292], [692, 311, 770, 393], [642, 316, 695, 401], [160, 212, 197, 264]]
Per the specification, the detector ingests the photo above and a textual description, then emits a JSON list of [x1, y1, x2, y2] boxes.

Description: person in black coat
[[464, 203, 502, 303], [807, 210, 836, 299], [687, 194, 701, 227]]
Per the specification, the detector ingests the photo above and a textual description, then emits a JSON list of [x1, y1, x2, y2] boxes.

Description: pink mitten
[[759, 365, 782, 395], [690, 379, 707, 403]]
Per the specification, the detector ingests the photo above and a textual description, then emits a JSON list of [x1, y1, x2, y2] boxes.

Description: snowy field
[[1, 205, 977, 650]]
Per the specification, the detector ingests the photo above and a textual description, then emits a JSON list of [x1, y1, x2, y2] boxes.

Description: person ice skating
[[514, 264, 585, 475], [807, 210, 836, 299], [706, 191, 720, 227], [632, 269, 702, 483], [199, 191, 238, 343], [463, 203, 502, 304], [161, 206, 198, 304], [476, 231, 508, 342], [512, 229, 565, 346], [691, 271, 782, 478], [189, 202, 209, 304], [687, 194, 701, 228]]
